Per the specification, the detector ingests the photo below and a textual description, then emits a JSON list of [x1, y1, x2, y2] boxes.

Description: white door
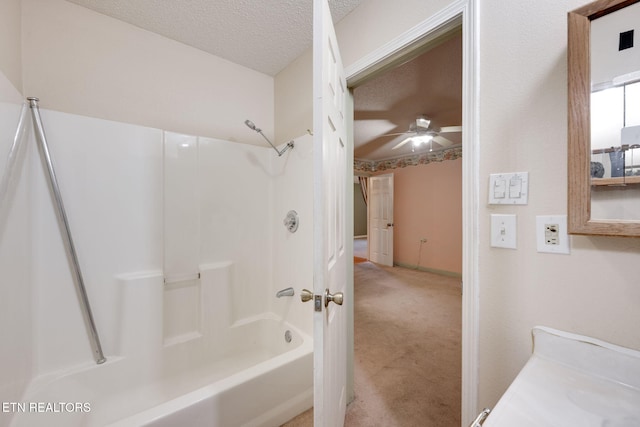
[[369, 174, 394, 266], [312, 0, 348, 426]]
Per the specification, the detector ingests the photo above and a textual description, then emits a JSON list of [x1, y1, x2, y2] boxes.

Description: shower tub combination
[[9, 264, 313, 427], [2, 101, 313, 427]]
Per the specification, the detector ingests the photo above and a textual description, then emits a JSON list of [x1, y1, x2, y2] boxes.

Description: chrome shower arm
[[256, 130, 294, 157], [244, 119, 294, 157]]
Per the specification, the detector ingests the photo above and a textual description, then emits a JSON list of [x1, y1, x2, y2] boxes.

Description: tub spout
[[276, 287, 295, 298]]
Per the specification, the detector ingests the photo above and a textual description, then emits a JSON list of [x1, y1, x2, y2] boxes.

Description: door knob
[[386, 223, 394, 227], [300, 288, 313, 302], [324, 289, 344, 308]]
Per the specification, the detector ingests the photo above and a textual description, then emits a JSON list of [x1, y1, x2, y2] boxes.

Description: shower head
[[244, 120, 260, 133], [243, 119, 294, 157]]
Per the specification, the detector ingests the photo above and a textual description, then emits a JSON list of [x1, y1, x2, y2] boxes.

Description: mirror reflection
[[590, 2, 640, 221]]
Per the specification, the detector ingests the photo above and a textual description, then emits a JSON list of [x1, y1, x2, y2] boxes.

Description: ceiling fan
[[388, 116, 462, 151]]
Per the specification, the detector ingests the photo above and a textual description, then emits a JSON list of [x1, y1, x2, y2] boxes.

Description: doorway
[[345, 3, 479, 424], [349, 35, 463, 423]]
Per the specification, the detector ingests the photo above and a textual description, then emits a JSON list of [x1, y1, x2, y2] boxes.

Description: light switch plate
[[491, 214, 517, 249], [536, 215, 570, 254], [489, 172, 529, 205]]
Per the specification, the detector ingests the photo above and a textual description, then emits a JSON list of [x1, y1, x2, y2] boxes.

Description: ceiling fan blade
[[433, 135, 455, 147], [440, 125, 462, 133], [382, 131, 415, 137], [392, 137, 413, 150]]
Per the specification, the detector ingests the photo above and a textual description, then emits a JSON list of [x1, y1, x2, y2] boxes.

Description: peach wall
[[376, 159, 462, 274]]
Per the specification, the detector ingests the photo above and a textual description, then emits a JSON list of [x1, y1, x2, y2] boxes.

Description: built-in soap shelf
[[164, 272, 201, 285], [163, 276, 202, 347], [162, 263, 235, 348], [118, 262, 235, 355]]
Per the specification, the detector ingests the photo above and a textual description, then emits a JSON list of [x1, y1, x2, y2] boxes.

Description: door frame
[[344, 1, 479, 424]]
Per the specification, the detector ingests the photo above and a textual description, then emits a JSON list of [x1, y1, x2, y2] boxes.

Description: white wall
[[21, 0, 275, 147], [0, 101, 32, 425], [478, 0, 640, 407], [0, 0, 23, 104], [275, 0, 640, 415], [335, 0, 459, 70], [0, 4, 31, 421], [197, 136, 274, 321], [591, 2, 640, 87], [275, 50, 313, 144], [30, 109, 164, 372], [0, 0, 22, 96], [270, 134, 314, 336]]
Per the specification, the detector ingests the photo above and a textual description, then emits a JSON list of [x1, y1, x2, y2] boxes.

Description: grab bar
[[469, 408, 491, 426], [28, 97, 106, 365]]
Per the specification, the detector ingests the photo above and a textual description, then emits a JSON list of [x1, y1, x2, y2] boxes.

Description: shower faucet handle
[[300, 289, 313, 302]]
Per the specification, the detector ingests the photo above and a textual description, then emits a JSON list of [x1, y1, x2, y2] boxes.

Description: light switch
[[494, 178, 506, 199], [489, 172, 529, 205], [491, 214, 517, 249], [509, 176, 522, 198]]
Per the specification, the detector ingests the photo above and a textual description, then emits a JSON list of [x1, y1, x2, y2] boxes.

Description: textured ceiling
[[65, 0, 364, 76], [354, 32, 463, 161]]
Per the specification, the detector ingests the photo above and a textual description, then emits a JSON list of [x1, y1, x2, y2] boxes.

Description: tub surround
[[0, 101, 314, 426]]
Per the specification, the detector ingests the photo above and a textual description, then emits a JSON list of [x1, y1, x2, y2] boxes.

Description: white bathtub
[[8, 316, 313, 427]]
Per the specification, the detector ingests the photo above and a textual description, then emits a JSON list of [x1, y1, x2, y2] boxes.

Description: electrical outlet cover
[[536, 215, 570, 254]]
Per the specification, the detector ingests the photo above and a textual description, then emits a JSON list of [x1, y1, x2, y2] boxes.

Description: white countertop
[[484, 327, 640, 427]]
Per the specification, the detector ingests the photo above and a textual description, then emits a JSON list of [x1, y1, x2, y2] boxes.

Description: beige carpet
[[282, 261, 462, 427]]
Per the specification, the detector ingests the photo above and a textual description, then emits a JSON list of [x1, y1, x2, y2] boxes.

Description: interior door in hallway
[[369, 173, 394, 266], [312, 0, 348, 425]]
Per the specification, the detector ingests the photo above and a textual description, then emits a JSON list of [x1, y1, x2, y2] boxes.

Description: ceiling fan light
[[416, 117, 431, 129], [412, 135, 433, 146]]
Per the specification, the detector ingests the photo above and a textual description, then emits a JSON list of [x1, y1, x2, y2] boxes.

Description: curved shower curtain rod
[[244, 120, 294, 157]]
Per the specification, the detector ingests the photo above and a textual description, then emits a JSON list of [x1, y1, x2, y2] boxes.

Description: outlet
[[536, 215, 570, 254], [545, 224, 559, 245]]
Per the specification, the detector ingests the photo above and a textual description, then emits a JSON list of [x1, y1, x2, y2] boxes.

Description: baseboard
[[393, 262, 462, 279], [354, 235, 367, 239]]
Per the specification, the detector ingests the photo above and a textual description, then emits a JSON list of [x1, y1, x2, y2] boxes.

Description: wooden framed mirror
[[568, 0, 640, 237]]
